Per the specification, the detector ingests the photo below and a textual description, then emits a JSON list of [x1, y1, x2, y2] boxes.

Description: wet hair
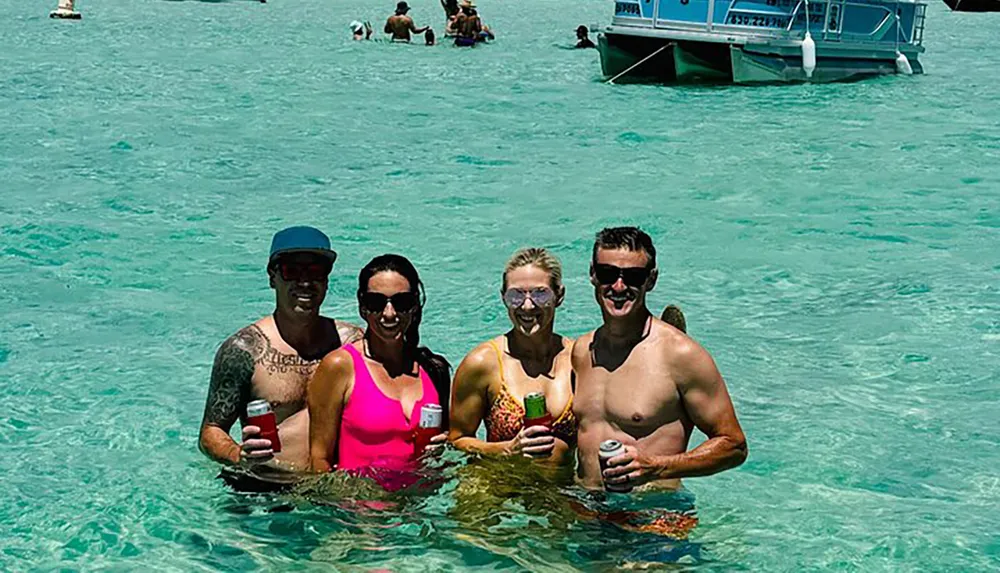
[[445, 0, 459, 16], [502, 247, 563, 292], [425, 28, 436, 45], [357, 254, 452, 425], [661, 305, 687, 333], [577, 25, 588, 36], [592, 226, 656, 269]]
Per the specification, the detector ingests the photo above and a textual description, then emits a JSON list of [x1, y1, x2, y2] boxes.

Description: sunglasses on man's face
[[502, 287, 556, 309], [277, 261, 331, 282], [593, 263, 651, 288], [360, 291, 420, 314]]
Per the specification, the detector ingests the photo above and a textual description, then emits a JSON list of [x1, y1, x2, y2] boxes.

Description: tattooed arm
[[198, 328, 261, 465]]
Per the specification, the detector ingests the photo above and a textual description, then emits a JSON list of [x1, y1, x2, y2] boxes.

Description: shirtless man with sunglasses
[[572, 227, 747, 492], [199, 226, 362, 488]]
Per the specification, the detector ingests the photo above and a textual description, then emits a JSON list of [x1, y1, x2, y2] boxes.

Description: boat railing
[[781, 0, 924, 46]]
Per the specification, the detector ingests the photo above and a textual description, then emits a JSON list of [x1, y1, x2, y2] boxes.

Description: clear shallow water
[[2, 0, 1000, 569]]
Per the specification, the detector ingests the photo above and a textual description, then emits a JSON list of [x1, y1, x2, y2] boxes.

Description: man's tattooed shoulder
[[203, 326, 263, 427], [336, 321, 365, 344], [229, 325, 268, 360]]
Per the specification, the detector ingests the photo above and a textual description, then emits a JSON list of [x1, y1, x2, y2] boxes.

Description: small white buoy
[[895, 51, 913, 75], [50, 0, 81, 19], [801, 32, 816, 79]]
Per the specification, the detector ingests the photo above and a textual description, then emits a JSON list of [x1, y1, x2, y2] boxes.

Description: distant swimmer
[[351, 20, 374, 41], [426, 28, 437, 46], [575, 25, 596, 49], [385, 1, 429, 42]]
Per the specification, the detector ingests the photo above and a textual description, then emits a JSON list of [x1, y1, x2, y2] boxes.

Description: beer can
[[246, 399, 281, 453], [599, 439, 632, 493], [419, 403, 443, 429], [523, 392, 547, 420], [246, 399, 272, 418]]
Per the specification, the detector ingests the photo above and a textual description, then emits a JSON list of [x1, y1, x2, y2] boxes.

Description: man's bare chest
[[577, 365, 684, 433], [250, 345, 321, 419]]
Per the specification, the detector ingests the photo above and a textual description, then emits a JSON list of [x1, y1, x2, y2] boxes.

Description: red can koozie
[[414, 404, 443, 457], [246, 399, 281, 453]]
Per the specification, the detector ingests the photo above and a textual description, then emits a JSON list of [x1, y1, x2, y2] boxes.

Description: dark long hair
[[357, 254, 452, 426]]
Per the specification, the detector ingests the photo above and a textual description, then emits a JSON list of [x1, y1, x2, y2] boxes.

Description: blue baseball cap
[[268, 226, 338, 265]]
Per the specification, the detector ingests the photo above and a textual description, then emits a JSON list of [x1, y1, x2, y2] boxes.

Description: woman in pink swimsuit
[[308, 254, 451, 485]]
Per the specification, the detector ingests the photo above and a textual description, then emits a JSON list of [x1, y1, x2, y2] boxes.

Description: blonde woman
[[449, 248, 577, 468]]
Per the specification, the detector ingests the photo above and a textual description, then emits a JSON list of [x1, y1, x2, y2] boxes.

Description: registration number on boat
[[615, 2, 642, 16], [726, 14, 789, 27], [726, 12, 823, 27]]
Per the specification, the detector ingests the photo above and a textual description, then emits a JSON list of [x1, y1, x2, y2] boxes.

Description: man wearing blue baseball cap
[[199, 226, 363, 489]]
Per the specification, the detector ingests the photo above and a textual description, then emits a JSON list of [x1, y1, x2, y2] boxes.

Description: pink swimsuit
[[337, 344, 440, 478]]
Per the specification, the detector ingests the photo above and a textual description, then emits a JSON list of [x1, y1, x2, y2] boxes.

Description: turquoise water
[[3, 0, 1000, 569]]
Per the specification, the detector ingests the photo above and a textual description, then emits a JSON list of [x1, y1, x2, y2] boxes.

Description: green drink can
[[523, 392, 553, 431], [523, 392, 547, 420]]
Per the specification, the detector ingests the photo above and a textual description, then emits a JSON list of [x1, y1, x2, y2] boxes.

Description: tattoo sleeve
[[201, 329, 261, 432]]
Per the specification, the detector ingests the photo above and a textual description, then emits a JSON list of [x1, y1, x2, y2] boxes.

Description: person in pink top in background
[[308, 255, 451, 488]]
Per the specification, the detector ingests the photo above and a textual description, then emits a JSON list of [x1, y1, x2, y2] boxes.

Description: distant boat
[[942, 0, 1000, 11], [598, 0, 927, 84]]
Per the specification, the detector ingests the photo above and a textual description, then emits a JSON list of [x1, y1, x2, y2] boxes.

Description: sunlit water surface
[[2, 0, 999, 570]]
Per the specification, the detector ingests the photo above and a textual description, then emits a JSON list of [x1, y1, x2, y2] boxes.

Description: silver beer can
[[246, 399, 272, 417], [419, 404, 443, 429], [599, 439, 633, 493]]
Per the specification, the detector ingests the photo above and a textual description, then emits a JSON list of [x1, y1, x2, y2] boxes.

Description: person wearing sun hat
[[454, 0, 493, 46], [384, 0, 430, 42], [198, 226, 363, 490]]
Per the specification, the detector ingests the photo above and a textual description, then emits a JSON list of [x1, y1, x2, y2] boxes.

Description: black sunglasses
[[360, 291, 420, 314], [276, 261, 332, 282], [593, 263, 652, 288]]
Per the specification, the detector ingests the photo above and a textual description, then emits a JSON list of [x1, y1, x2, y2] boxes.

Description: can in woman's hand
[[414, 403, 443, 456]]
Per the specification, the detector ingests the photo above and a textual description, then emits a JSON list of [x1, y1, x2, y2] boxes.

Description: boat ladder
[[823, 0, 845, 41], [911, 2, 927, 46]]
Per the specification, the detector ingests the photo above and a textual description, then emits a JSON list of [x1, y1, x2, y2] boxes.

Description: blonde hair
[[502, 247, 563, 291]]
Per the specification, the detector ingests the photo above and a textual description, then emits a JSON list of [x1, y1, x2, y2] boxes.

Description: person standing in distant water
[[573, 227, 747, 492], [575, 25, 596, 49], [441, 0, 459, 23], [426, 28, 437, 45], [198, 227, 363, 489], [351, 21, 374, 41], [454, 0, 491, 46], [385, 1, 429, 43]]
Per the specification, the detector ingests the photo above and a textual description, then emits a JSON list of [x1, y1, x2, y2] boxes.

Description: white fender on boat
[[895, 51, 913, 75], [50, 0, 81, 19], [802, 32, 816, 79]]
